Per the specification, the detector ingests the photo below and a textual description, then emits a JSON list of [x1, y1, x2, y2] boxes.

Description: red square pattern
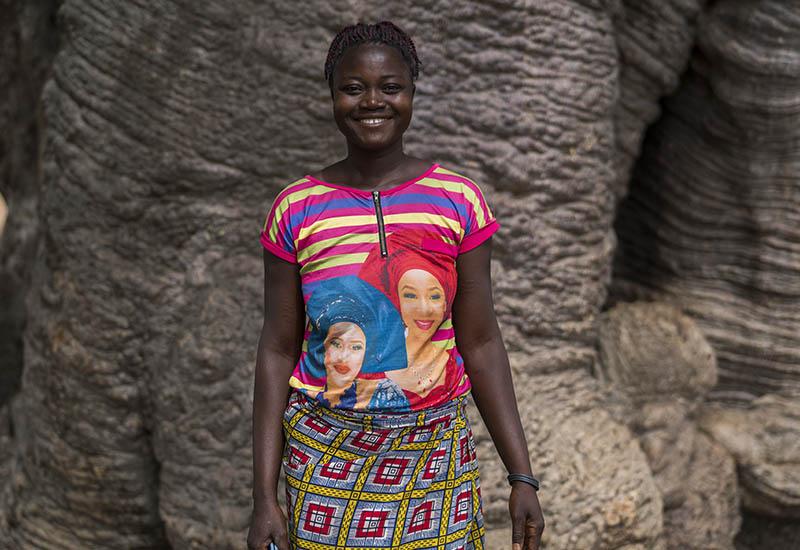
[[355, 510, 389, 537], [428, 416, 452, 431], [320, 460, 353, 480], [459, 435, 475, 465], [303, 416, 331, 435], [352, 430, 389, 451], [453, 490, 471, 522], [288, 447, 310, 470], [303, 503, 336, 535], [422, 449, 447, 480], [374, 457, 410, 485], [408, 500, 434, 533]]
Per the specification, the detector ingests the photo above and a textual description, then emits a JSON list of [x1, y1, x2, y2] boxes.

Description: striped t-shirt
[[260, 163, 499, 412]]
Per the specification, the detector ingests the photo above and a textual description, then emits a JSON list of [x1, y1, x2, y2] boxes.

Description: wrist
[[507, 473, 540, 491], [253, 490, 279, 506]]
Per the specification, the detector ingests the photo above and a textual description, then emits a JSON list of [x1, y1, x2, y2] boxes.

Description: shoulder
[[423, 165, 493, 212], [271, 175, 316, 207]]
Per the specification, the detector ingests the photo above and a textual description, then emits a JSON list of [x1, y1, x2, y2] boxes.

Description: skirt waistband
[[288, 389, 468, 431]]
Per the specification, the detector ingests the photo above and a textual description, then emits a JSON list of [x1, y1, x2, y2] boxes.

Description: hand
[[509, 482, 544, 550], [247, 499, 289, 550]]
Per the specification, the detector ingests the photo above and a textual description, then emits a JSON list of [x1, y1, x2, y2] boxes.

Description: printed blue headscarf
[[304, 275, 407, 380]]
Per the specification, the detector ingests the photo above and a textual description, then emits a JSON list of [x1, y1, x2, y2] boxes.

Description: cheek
[[400, 298, 417, 317], [352, 350, 365, 367]]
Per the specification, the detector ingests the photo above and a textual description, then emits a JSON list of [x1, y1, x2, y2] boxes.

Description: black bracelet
[[507, 473, 540, 491]]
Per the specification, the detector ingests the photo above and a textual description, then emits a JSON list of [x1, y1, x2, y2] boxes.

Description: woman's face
[[331, 43, 414, 152], [323, 322, 366, 389], [398, 269, 446, 338]]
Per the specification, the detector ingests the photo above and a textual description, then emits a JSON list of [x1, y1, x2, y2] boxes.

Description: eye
[[383, 85, 401, 94], [330, 339, 342, 349], [342, 85, 361, 94], [430, 292, 442, 301], [352, 343, 364, 351], [403, 292, 417, 299]]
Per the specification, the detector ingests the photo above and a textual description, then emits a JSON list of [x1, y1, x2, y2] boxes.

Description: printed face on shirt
[[324, 322, 366, 389], [397, 269, 446, 340]]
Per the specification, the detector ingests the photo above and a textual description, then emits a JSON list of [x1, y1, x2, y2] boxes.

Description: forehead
[[399, 269, 441, 286], [335, 43, 409, 79], [327, 321, 365, 339]]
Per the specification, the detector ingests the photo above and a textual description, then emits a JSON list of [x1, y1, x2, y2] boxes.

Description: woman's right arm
[[248, 250, 305, 550]]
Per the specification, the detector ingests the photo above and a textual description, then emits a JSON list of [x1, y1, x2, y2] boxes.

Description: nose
[[420, 297, 435, 315], [360, 87, 385, 109]]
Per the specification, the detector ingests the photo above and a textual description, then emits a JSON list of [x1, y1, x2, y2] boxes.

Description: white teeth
[[360, 118, 388, 125]]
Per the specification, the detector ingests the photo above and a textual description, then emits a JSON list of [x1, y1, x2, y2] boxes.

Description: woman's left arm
[[452, 237, 545, 550]]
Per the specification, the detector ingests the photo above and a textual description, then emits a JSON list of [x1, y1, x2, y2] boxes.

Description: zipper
[[372, 191, 388, 258]]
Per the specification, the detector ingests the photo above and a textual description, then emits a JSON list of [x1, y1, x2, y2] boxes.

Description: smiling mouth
[[333, 364, 350, 375], [414, 320, 435, 331], [357, 117, 391, 127]]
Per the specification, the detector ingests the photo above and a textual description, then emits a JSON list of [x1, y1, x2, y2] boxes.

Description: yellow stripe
[[297, 214, 376, 240], [297, 233, 379, 263], [297, 211, 462, 242], [300, 252, 369, 274], [383, 212, 462, 233], [288, 376, 323, 392]]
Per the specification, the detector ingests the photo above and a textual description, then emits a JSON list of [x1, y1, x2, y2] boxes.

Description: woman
[[358, 228, 462, 407], [249, 21, 544, 550], [304, 275, 408, 410]]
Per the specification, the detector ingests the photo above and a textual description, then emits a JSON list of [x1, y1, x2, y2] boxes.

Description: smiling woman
[[249, 21, 544, 550]]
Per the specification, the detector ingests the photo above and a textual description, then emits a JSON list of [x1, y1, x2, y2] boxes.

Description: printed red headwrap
[[358, 228, 457, 319]]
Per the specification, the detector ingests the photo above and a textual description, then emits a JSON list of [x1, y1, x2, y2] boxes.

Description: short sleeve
[[458, 178, 500, 254], [260, 190, 298, 263]]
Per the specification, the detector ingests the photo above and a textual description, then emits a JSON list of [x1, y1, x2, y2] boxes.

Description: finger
[[526, 518, 542, 550], [512, 516, 524, 550]]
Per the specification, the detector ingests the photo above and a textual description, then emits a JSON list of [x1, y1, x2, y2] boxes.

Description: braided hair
[[324, 21, 422, 91]]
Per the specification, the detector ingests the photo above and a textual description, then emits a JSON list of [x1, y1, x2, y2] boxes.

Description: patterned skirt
[[282, 390, 485, 549]]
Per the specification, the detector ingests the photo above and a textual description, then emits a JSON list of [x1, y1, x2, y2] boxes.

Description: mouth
[[414, 320, 435, 331], [333, 364, 350, 375], [355, 117, 392, 127]]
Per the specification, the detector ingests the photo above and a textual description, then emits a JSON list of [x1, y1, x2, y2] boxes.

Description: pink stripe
[[305, 206, 374, 221], [260, 231, 296, 262], [297, 223, 376, 250], [381, 203, 460, 221], [460, 219, 499, 253], [303, 163, 439, 197], [383, 222, 460, 242], [294, 367, 324, 388], [432, 328, 455, 342], [304, 242, 377, 264], [302, 190, 369, 208], [302, 262, 362, 283]]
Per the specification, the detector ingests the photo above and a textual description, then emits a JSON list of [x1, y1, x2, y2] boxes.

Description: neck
[[342, 139, 408, 187]]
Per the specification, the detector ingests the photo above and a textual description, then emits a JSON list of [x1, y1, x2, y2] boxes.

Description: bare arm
[[452, 237, 544, 550], [249, 250, 304, 549]]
